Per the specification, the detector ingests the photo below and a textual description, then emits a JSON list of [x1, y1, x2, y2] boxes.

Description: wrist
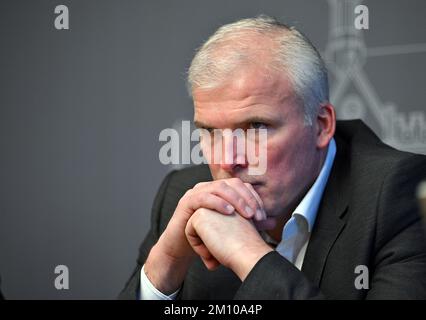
[[144, 242, 193, 295], [230, 243, 273, 281]]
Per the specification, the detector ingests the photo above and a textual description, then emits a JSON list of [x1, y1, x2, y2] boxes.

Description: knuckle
[[194, 182, 207, 189], [248, 198, 258, 208], [195, 207, 208, 216], [183, 189, 193, 199], [237, 197, 246, 207], [197, 192, 209, 203], [230, 178, 247, 191], [219, 198, 229, 207], [219, 181, 229, 189], [178, 189, 193, 205], [230, 177, 243, 185]]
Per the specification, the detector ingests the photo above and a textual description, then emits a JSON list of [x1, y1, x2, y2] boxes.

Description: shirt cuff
[[139, 264, 180, 300]]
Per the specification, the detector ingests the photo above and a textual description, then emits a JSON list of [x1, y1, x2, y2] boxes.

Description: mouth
[[230, 176, 265, 190]]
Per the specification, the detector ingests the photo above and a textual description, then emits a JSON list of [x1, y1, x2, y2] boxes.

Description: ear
[[315, 103, 336, 149]]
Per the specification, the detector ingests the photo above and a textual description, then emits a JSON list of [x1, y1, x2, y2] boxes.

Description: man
[[119, 15, 426, 299]]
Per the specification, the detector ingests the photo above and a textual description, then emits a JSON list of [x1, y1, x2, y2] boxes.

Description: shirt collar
[[292, 137, 336, 232]]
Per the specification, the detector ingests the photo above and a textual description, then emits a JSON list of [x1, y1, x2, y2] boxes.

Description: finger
[[244, 183, 266, 221], [201, 256, 221, 271], [188, 192, 235, 216], [185, 214, 214, 260], [193, 180, 255, 218], [186, 228, 220, 271], [192, 242, 213, 261], [224, 178, 263, 219], [193, 181, 209, 189], [185, 221, 220, 269]]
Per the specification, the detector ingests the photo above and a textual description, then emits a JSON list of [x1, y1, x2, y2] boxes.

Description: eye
[[249, 122, 268, 130]]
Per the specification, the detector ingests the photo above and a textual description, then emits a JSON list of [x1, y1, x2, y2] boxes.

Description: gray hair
[[187, 15, 329, 125]]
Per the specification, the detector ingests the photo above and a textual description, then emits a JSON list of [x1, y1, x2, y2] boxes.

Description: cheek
[[265, 135, 298, 176], [262, 135, 306, 197], [264, 146, 296, 189], [266, 126, 315, 175], [259, 142, 306, 213]]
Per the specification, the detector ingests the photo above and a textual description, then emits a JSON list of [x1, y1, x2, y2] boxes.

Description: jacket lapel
[[301, 135, 350, 287]]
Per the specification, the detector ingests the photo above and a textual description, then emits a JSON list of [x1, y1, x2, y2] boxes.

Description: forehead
[[193, 65, 299, 127], [195, 62, 293, 101]]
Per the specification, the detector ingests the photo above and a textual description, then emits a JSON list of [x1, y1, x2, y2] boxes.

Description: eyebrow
[[194, 116, 279, 129]]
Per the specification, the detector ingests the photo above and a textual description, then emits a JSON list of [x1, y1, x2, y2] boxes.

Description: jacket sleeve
[[234, 251, 325, 299], [118, 170, 176, 300]]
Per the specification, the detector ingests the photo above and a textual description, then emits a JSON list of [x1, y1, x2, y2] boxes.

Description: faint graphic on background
[[326, 0, 426, 154]]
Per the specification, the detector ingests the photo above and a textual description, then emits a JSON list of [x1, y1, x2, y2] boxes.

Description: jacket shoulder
[[335, 119, 425, 170]]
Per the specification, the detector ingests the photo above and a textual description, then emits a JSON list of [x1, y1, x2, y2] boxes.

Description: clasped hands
[[145, 178, 276, 294]]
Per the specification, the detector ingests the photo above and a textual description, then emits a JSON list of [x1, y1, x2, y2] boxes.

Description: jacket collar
[[301, 134, 350, 286]]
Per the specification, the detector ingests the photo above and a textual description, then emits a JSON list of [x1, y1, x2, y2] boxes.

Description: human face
[[193, 64, 324, 221]]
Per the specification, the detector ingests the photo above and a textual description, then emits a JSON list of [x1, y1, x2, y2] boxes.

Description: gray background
[[0, 0, 425, 299]]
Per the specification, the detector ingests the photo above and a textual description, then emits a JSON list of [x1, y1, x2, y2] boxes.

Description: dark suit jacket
[[119, 120, 426, 299]]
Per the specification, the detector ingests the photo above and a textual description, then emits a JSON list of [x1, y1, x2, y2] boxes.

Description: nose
[[219, 133, 248, 173], [220, 161, 248, 172]]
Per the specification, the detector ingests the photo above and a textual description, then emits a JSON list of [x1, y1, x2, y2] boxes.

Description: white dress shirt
[[139, 138, 337, 299]]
